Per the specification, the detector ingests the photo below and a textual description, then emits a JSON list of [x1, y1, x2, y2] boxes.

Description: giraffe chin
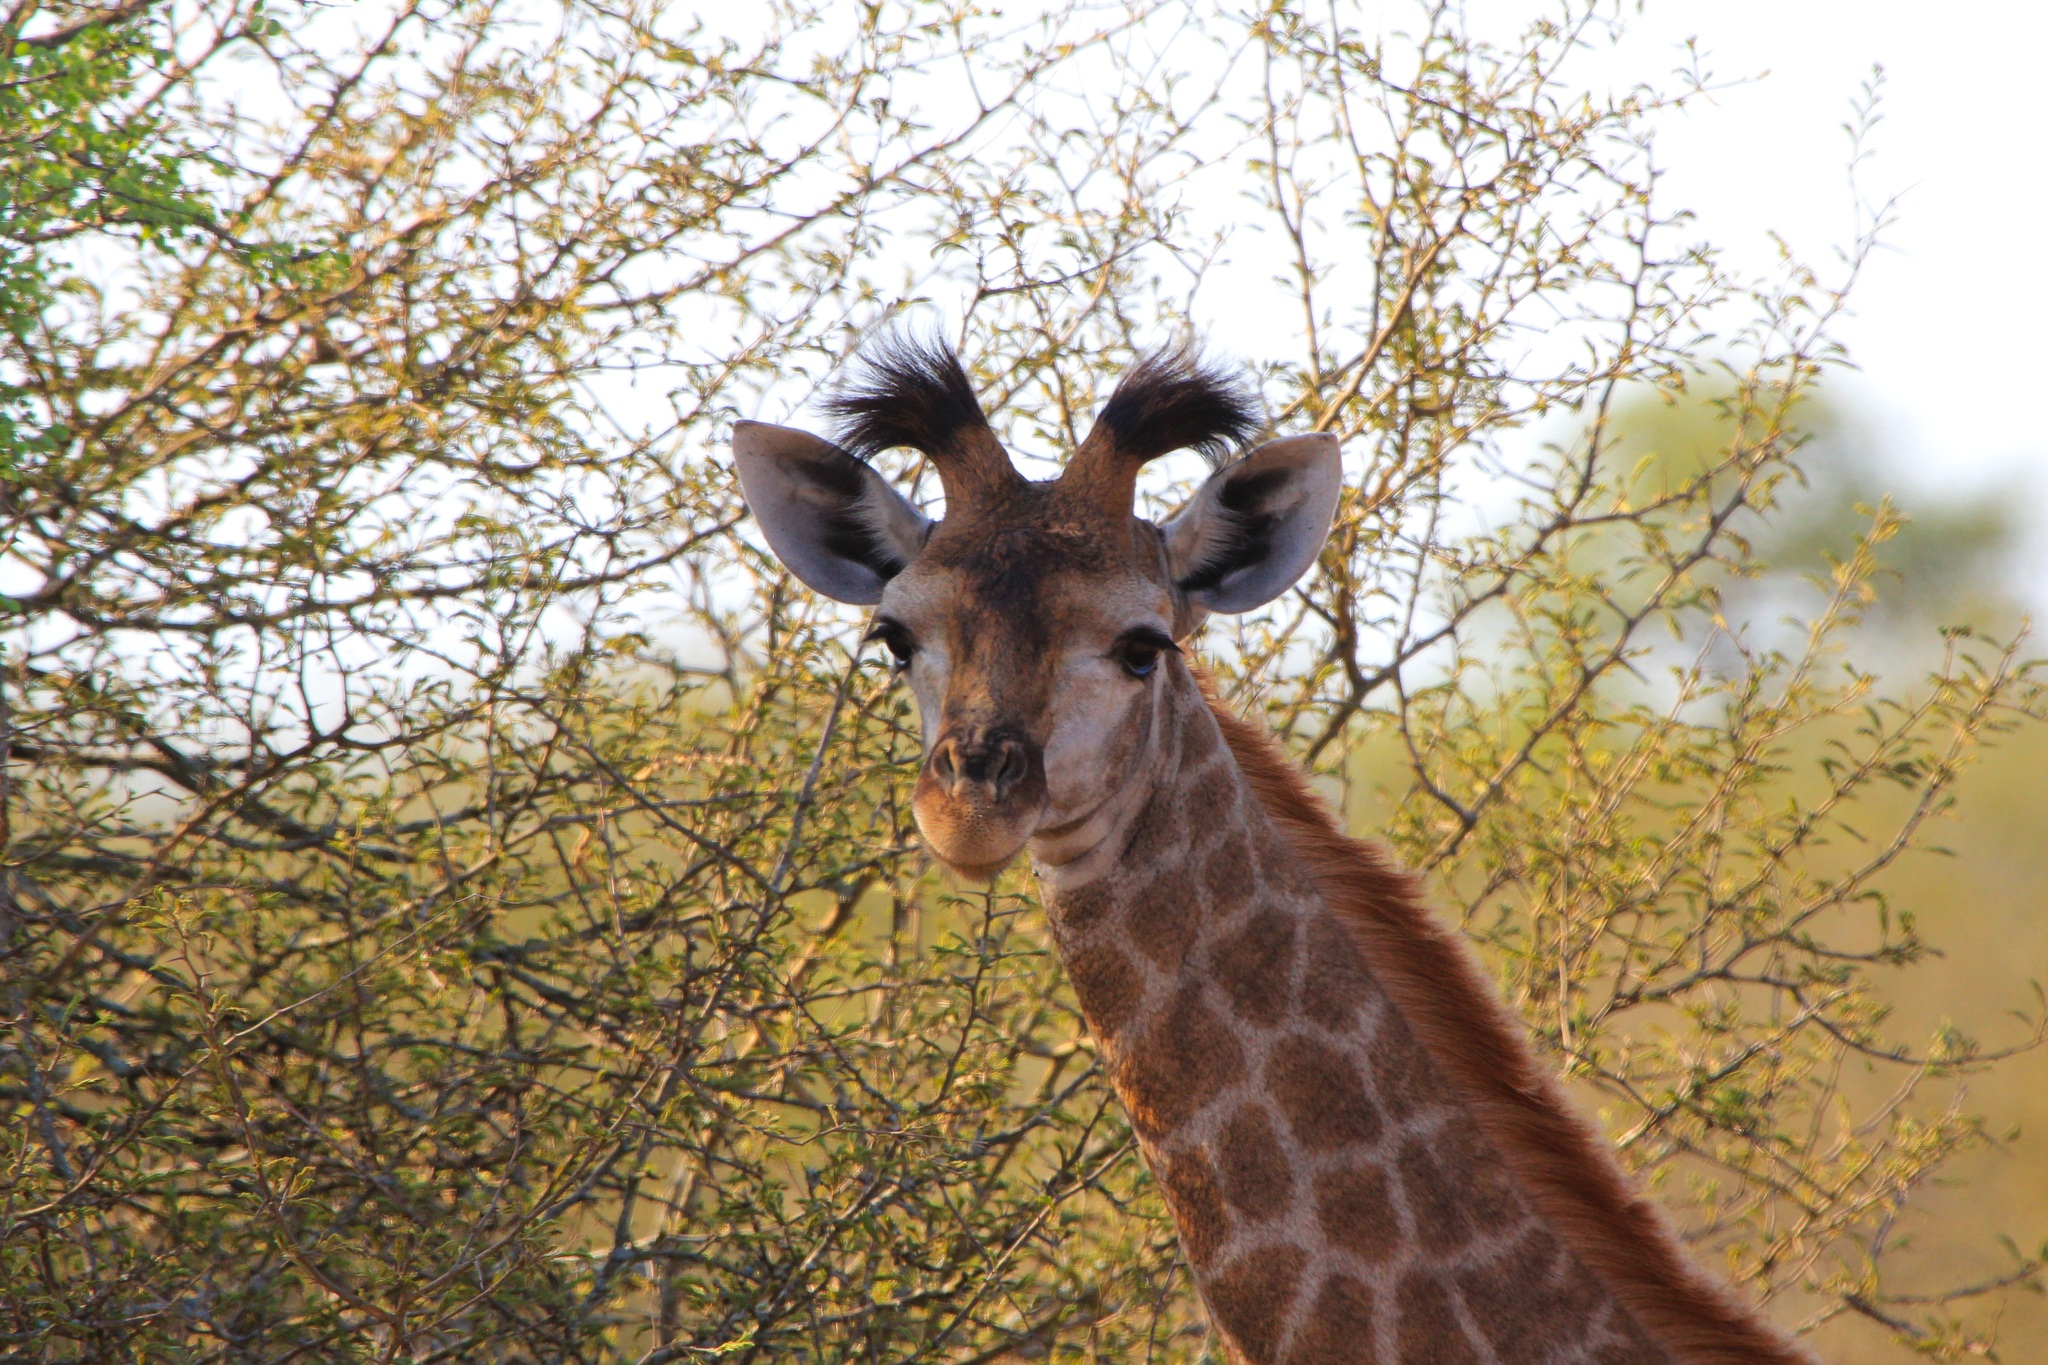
[[910, 799, 1043, 883]]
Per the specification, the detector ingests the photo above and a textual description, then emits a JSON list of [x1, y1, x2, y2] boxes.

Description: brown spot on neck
[[1200, 677, 1819, 1365]]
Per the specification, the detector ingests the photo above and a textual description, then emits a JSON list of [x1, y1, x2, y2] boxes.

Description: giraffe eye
[[866, 619, 915, 668], [1114, 628, 1178, 680]]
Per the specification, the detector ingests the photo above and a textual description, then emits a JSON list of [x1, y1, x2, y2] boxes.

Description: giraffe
[[731, 335, 1820, 1365]]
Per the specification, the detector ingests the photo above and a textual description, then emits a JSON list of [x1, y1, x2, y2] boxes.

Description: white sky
[[687, 0, 2045, 514], [1617, 1, 2048, 493]]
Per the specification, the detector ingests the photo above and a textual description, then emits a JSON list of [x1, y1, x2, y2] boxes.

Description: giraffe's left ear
[[1162, 432, 1342, 614]]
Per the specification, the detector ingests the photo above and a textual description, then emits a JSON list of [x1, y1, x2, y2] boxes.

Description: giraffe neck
[[1030, 663, 1803, 1365]]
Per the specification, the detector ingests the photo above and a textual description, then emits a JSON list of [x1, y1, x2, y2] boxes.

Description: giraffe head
[[733, 337, 1341, 879]]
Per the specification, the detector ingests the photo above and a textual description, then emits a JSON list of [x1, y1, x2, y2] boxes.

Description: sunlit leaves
[[2, 1, 2043, 1361]]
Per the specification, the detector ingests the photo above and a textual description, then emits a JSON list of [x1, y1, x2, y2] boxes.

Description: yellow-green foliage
[[2, 2, 2041, 1362]]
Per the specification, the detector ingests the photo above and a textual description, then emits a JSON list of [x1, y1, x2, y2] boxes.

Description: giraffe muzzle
[[913, 726, 1047, 878]]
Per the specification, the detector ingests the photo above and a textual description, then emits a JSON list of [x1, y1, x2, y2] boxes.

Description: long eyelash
[[1118, 627, 1181, 655], [863, 617, 915, 668]]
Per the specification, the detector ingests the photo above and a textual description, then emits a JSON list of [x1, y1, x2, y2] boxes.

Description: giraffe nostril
[[992, 739, 1028, 797], [927, 729, 1039, 803]]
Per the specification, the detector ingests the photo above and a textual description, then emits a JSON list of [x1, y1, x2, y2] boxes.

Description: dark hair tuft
[[1093, 342, 1262, 468], [822, 331, 994, 461]]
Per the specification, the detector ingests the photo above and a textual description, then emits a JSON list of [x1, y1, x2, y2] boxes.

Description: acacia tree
[[1, 1, 2041, 1362]]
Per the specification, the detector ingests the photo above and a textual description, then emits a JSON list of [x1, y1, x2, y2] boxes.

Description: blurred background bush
[[2, 1, 2040, 1360]]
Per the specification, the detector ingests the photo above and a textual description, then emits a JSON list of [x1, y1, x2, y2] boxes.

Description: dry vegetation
[[2, 1, 2042, 1360]]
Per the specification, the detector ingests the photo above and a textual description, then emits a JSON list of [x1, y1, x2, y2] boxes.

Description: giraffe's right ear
[[732, 420, 931, 605]]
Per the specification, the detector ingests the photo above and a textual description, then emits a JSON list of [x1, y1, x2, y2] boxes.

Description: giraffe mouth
[[910, 790, 1046, 881], [912, 729, 1048, 881], [914, 821, 1041, 881]]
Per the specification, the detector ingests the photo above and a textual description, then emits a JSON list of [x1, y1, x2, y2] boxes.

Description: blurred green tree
[[1, 2, 204, 471], [1609, 383, 2032, 635], [0, 2, 2041, 1362]]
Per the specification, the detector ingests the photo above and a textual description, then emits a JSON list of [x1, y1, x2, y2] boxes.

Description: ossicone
[[819, 330, 1023, 506], [1060, 341, 1264, 514]]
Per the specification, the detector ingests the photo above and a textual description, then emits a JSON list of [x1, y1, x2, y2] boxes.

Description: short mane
[[1204, 686, 1819, 1365]]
